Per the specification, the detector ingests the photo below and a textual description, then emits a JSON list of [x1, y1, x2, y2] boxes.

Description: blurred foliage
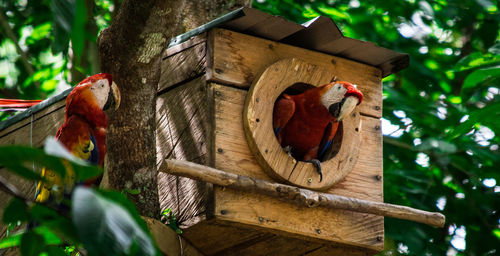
[[0, 142, 158, 255], [1, 0, 499, 255], [254, 0, 500, 255], [0, 0, 117, 121]]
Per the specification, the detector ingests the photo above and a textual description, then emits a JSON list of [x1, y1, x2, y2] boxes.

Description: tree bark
[[98, 0, 251, 218]]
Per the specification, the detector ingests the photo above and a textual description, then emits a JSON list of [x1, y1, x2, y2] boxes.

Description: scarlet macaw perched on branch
[[273, 81, 363, 182], [35, 73, 121, 203]]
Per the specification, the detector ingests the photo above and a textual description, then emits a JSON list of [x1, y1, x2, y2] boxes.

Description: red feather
[[0, 99, 42, 108]]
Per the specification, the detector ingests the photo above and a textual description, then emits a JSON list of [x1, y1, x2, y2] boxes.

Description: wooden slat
[[159, 37, 207, 92], [165, 33, 206, 57], [213, 84, 384, 251], [208, 28, 383, 118], [214, 188, 383, 251], [156, 76, 212, 229], [0, 100, 65, 140], [182, 221, 265, 256]]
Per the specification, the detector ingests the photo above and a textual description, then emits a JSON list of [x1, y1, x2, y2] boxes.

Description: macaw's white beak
[[111, 81, 121, 110], [337, 96, 359, 121]]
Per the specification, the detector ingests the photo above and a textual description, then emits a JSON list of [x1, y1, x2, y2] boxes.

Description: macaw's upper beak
[[103, 81, 121, 111], [111, 81, 121, 110], [344, 83, 363, 105]]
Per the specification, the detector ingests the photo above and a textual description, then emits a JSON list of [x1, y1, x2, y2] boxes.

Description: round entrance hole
[[243, 58, 362, 190]]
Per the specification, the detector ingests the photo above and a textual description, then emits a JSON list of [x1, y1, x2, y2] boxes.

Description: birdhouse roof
[[170, 7, 409, 78]]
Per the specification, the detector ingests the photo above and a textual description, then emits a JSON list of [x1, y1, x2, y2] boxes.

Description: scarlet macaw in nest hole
[[273, 81, 363, 182]]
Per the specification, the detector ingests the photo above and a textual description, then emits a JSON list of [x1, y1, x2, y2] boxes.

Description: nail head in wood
[[217, 148, 223, 153]]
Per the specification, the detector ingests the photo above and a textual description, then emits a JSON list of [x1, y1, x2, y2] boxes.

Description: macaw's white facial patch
[[90, 79, 111, 109], [338, 96, 359, 121], [321, 83, 347, 109]]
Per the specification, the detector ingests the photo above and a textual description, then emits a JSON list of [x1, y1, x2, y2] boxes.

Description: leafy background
[[1, 0, 499, 255]]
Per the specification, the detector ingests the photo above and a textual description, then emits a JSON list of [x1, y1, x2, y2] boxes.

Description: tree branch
[[159, 159, 446, 228]]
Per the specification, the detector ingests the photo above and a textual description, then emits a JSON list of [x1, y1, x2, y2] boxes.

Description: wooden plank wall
[[212, 84, 383, 251], [0, 100, 65, 239]]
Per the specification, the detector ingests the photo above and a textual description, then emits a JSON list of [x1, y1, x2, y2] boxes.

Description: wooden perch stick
[[160, 159, 446, 228]]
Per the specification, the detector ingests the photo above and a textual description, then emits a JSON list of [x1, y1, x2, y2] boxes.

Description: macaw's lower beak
[[337, 96, 359, 121], [103, 81, 121, 111], [328, 98, 345, 118], [111, 81, 121, 110]]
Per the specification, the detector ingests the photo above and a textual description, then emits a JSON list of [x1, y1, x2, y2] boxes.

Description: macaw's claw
[[308, 159, 322, 182], [283, 146, 293, 157]]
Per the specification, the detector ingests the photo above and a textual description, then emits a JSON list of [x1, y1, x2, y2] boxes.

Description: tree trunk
[[97, 0, 251, 218]]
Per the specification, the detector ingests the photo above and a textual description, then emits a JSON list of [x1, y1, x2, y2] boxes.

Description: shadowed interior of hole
[[273, 82, 344, 163]]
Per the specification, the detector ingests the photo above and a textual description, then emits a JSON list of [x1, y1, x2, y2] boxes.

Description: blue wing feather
[[88, 133, 99, 165]]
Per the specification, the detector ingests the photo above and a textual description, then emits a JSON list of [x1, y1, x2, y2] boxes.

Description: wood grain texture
[[156, 76, 212, 229], [214, 187, 384, 251], [208, 28, 383, 118], [182, 221, 267, 256], [213, 84, 384, 251], [143, 217, 204, 256], [159, 41, 207, 92], [243, 58, 362, 190]]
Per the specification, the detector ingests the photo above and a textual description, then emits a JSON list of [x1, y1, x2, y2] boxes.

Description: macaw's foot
[[307, 159, 322, 182], [283, 146, 293, 157]]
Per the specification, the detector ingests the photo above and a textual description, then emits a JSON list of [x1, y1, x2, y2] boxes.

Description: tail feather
[[0, 99, 43, 108]]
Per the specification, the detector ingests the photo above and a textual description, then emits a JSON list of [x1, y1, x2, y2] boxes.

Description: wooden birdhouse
[[154, 7, 411, 255], [0, 7, 445, 256]]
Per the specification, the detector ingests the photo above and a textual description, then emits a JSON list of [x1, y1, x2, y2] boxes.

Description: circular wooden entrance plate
[[243, 58, 362, 190]]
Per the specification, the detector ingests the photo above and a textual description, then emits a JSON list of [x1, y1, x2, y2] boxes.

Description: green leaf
[[450, 101, 500, 139], [0, 232, 21, 249], [2, 198, 29, 224], [454, 52, 500, 71], [51, 0, 76, 53], [45, 246, 67, 256], [72, 187, 156, 256], [417, 138, 457, 154], [462, 66, 500, 92], [317, 5, 351, 20], [21, 232, 45, 256], [493, 229, 500, 239], [29, 22, 52, 42], [0, 226, 63, 250], [95, 189, 150, 234], [30, 204, 79, 243]]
